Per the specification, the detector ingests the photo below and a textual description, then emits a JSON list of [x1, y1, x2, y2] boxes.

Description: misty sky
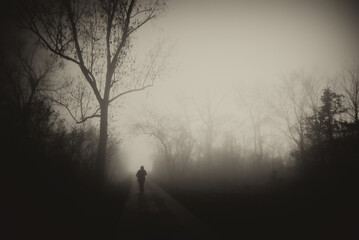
[[124, 0, 359, 117]]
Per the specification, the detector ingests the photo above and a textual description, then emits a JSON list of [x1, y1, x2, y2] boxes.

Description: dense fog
[[2, 0, 358, 239]]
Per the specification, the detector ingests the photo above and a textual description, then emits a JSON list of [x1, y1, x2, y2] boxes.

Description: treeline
[[0, 37, 98, 189], [135, 66, 359, 190], [1, 38, 127, 240]]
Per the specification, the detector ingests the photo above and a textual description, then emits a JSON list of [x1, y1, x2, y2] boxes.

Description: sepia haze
[[2, 1, 359, 239], [110, 0, 359, 172], [5, 0, 356, 173]]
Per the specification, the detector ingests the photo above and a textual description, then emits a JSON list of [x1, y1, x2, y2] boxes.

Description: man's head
[[140, 165, 144, 170]]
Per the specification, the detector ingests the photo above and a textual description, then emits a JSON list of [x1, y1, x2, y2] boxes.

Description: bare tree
[[133, 112, 171, 161], [194, 92, 224, 162], [341, 63, 359, 123], [238, 85, 268, 163], [132, 107, 196, 180], [272, 72, 308, 158], [22, 0, 167, 182], [132, 111, 174, 180], [272, 70, 323, 157]]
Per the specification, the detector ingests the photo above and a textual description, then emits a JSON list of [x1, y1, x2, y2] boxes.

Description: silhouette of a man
[[136, 166, 147, 193]]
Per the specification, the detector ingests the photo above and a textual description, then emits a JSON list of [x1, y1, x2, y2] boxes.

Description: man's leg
[[139, 181, 144, 192]]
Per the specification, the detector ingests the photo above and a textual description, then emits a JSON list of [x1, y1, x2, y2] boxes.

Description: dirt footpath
[[117, 178, 215, 239]]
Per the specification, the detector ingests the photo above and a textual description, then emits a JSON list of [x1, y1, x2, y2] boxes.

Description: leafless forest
[[2, 0, 359, 239]]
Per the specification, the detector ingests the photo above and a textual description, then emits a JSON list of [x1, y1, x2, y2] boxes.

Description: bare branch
[[109, 0, 135, 72], [109, 83, 153, 104], [63, 0, 102, 103], [50, 97, 101, 124]]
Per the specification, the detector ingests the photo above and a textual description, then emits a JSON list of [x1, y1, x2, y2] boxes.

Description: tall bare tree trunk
[[96, 102, 109, 185]]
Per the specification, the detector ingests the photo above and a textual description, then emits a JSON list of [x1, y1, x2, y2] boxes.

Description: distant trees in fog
[[134, 104, 281, 188], [272, 71, 323, 159], [273, 68, 359, 161], [133, 65, 359, 187], [133, 110, 195, 180], [238, 85, 269, 164], [341, 63, 359, 123]]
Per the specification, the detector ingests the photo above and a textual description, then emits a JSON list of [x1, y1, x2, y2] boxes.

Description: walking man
[[136, 166, 147, 193]]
